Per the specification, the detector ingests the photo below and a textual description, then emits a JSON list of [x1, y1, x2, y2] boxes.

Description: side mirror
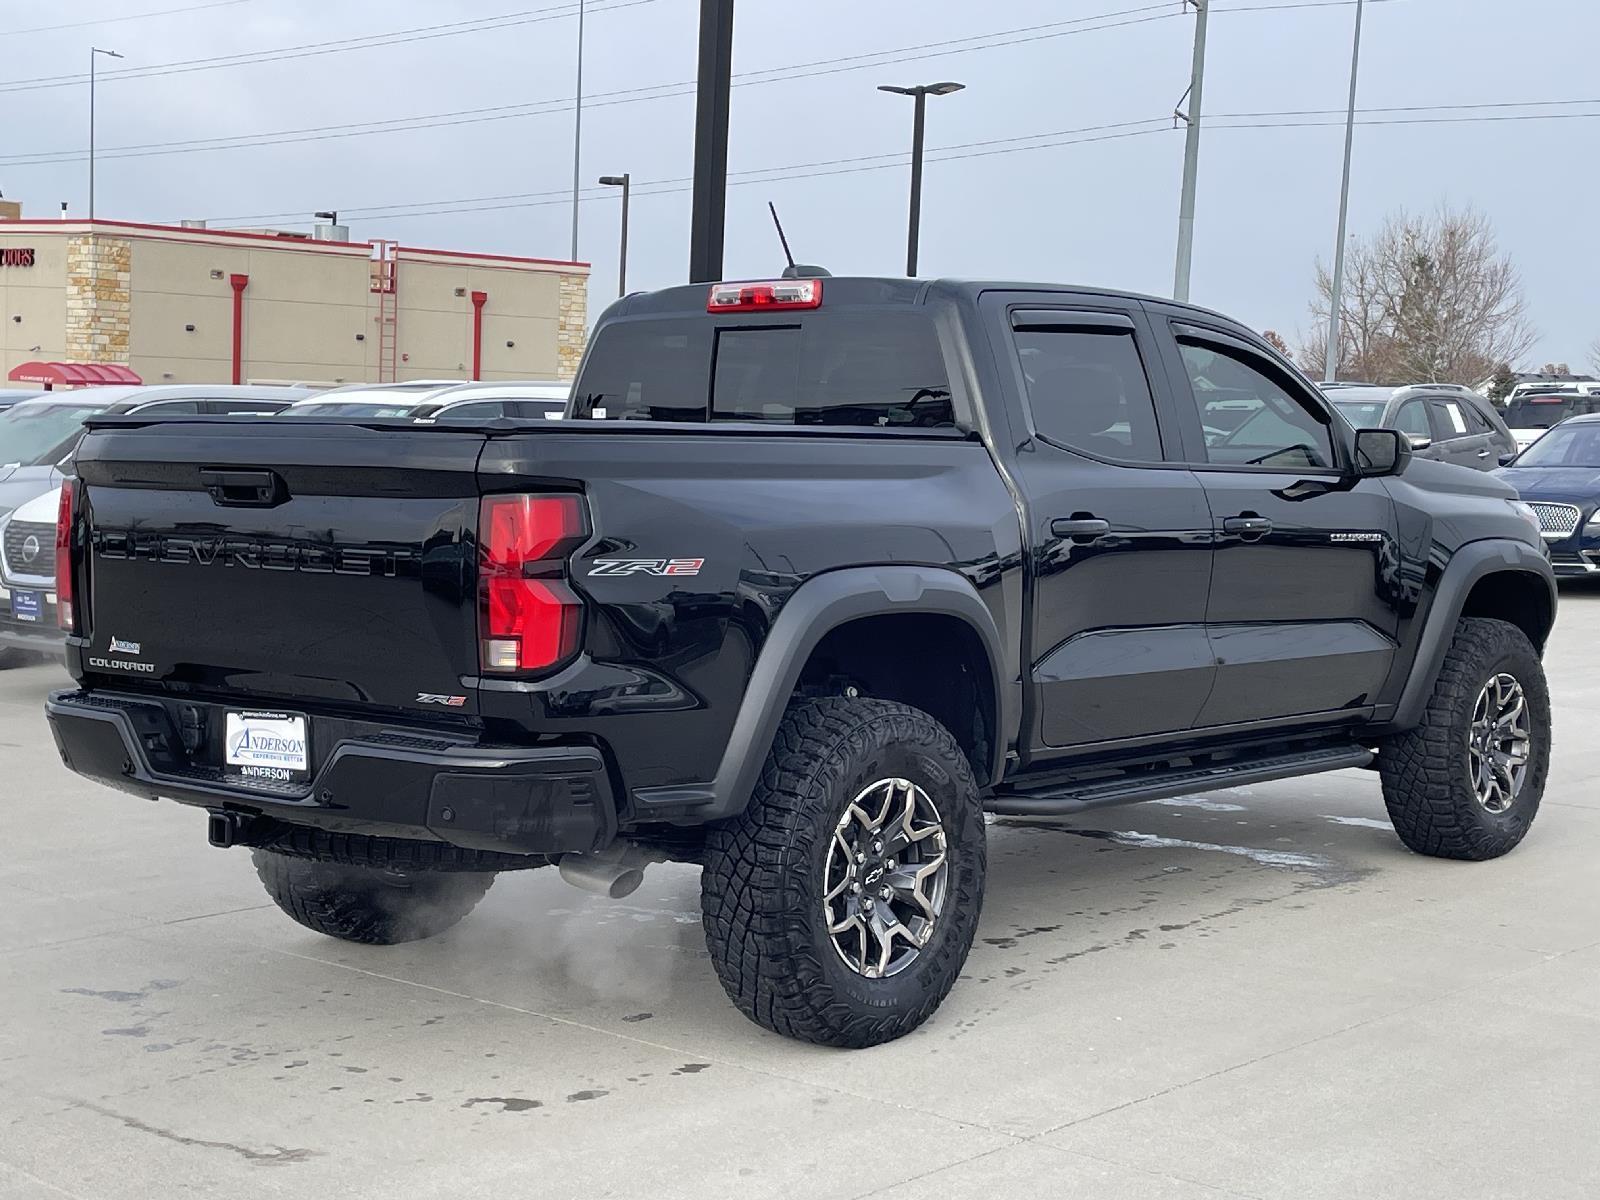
[[1499, 452, 1517, 467], [1354, 428, 1411, 478]]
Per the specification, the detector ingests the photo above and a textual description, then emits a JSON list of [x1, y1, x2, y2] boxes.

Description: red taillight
[[706, 278, 822, 312], [55, 480, 75, 632], [478, 494, 586, 673]]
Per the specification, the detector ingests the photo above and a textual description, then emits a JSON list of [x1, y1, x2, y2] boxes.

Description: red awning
[[7, 361, 142, 387]]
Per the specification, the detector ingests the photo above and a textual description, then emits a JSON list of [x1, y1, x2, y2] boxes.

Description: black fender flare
[[700, 565, 1011, 821], [1379, 538, 1555, 734]]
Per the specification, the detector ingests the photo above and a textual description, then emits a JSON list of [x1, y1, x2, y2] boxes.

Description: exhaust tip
[[558, 852, 650, 899]]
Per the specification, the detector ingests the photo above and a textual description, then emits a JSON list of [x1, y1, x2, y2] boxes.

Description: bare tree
[[1297, 204, 1538, 385], [1589, 337, 1600, 376]]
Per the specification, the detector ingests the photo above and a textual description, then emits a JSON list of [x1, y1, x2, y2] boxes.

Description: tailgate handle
[[200, 468, 286, 507]]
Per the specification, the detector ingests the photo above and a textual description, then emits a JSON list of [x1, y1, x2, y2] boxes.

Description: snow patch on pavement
[[1149, 796, 1247, 812]]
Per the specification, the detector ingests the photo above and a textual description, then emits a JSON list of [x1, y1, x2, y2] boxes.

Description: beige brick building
[[0, 215, 589, 390]]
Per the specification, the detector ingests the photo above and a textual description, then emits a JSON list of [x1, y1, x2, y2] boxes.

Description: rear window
[[1332, 400, 1387, 427], [1505, 397, 1596, 429], [0, 403, 105, 467], [571, 312, 953, 428]]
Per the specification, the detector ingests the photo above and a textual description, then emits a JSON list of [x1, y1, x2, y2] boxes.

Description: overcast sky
[[4, 0, 1596, 370]]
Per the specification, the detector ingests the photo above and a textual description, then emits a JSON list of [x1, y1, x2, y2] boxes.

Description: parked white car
[[0, 483, 64, 664], [285, 380, 569, 422]]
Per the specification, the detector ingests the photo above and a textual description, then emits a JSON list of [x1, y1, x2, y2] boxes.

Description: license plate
[[11, 590, 41, 622], [224, 710, 309, 785]]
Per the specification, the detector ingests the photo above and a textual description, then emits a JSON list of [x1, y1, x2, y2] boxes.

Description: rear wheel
[[701, 697, 985, 1048], [252, 851, 495, 944], [1379, 617, 1550, 861]]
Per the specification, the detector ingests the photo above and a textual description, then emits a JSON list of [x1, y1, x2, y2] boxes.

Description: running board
[[985, 744, 1374, 817]]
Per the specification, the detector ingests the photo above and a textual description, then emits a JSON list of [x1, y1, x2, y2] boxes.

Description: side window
[[209, 400, 283, 414], [1394, 401, 1432, 442], [509, 399, 566, 420], [1430, 399, 1470, 440], [1459, 401, 1492, 435], [1176, 339, 1335, 469], [132, 400, 202, 415], [1013, 327, 1164, 463], [433, 401, 506, 424]]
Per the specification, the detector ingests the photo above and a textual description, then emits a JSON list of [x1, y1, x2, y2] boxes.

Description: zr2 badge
[[588, 558, 704, 577]]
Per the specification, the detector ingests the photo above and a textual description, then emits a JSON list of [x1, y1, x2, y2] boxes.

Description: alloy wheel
[[1469, 672, 1532, 815], [822, 777, 950, 979]]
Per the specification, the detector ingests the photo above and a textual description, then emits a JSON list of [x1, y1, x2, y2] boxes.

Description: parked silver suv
[[1323, 384, 1517, 470]]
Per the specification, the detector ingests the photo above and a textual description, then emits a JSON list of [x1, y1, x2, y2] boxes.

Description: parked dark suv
[[1325, 385, 1516, 470]]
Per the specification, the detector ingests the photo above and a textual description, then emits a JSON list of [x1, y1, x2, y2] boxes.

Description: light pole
[[89, 46, 123, 219], [569, 0, 585, 262], [878, 81, 965, 277], [598, 174, 630, 297], [1323, 0, 1365, 382]]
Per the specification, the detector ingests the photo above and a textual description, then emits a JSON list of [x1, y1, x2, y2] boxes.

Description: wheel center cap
[[863, 864, 885, 888]]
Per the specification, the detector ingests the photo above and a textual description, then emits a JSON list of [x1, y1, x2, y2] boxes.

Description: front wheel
[[252, 851, 495, 944], [1380, 617, 1551, 861], [700, 697, 986, 1048]]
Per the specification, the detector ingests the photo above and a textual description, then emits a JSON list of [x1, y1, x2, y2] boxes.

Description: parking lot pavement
[[4, 594, 1600, 1200]]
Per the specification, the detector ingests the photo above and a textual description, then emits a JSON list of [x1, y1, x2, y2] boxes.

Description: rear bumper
[[45, 689, 616, 856]]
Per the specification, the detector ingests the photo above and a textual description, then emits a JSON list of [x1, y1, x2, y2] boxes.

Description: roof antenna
[[768, 200, 830, 279], [769, 201, 795, 271]]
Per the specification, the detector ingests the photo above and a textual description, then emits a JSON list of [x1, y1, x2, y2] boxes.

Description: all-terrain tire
[[252, 851, 495, 944], [701, 696, 986, 1048], [1379, 616, 1550, 861]]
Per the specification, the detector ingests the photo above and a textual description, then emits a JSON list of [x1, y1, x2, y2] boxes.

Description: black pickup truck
[[46, 276, 1555, 1048]]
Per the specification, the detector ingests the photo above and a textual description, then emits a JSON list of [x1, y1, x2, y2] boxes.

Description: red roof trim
[[398, 244, 588, 269], [8, 361, 142, 386]]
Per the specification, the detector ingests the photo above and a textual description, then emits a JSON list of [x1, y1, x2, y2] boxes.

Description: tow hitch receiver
[[207, 809, 254, 849]]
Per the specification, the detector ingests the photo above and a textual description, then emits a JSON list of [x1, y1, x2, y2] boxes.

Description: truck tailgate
[[72, 421, 486, 714]]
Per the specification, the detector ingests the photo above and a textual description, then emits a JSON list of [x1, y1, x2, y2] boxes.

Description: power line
[[195, 99, 1600, 226], [0, 0, 654, 94], [10, 0, 252, 36], [1212, 109, 1600, 129], [0, 0, 1384, 164], [203, 119, 1177, 223], [203, 101, 1600, 228], [343, 128, 1178, 224]]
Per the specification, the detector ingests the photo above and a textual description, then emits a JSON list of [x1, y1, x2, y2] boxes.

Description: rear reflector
[[55, 480, 74, 632], [707, 279, 822, 312], [478, 494, 587, 674]]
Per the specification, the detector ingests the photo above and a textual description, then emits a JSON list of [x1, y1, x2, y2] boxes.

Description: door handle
[[1477, 448, 1492, 459], [1222, 515, 1272, 540], [1050, 517, 1110, 542]]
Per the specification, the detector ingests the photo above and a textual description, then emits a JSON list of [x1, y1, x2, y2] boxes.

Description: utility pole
[[1172, 0, 1208, 303], [1323, 0, 1365, 383], [569, 0, 585, 262], [688, 0, 735, 282], [89, 46, 124, 219]]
